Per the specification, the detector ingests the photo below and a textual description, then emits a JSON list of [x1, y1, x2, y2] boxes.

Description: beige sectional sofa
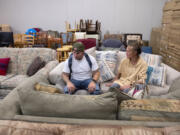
[[0, 47, 180, 130], [0, 47, 58, 99]]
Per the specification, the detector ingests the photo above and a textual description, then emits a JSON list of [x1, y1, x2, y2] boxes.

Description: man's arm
[[62, 72, 76, 93], [62, 72, 71, 84], [92, 69, 100, 82], [88, 69, 100, 93]]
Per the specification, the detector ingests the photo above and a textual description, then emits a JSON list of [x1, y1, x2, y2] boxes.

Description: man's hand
[[67, 81, 76, 93], [88, 81, 96, 93]]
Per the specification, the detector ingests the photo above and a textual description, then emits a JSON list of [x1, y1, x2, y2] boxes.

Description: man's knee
[[110, 83, 120, 89], [64, 86, 69, 94]]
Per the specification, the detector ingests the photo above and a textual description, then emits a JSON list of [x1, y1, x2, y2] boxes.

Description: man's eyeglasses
[[73, 50, 83, 54]]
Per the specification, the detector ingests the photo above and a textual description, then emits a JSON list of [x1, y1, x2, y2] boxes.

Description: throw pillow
[[27, 56, 46, 76], [146, 66, 153, 84], [34, 82, 61, 94], [96, 51, 118, 73], [141, 53, 162, 66], [98, 60, 115, 82], [0, 58, 10, 76], [148, 65, 166, 87]]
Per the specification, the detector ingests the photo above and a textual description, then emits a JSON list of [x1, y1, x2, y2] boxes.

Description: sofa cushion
[[36, 60, 59, 76], [148, 65, 166, 87], [118, 99, 180, 122], [96, 51, 118, 73], [17, 74, 117, 120], [156, 77, 180, 99], [48, 62, 65, 85], [148, 84, 170, 96], [169, 77, 180, 93], [161, 63, 180, 85], [0, 89, 11, 99], [85, 46, 96, 57], [102, 39, 124, 48], [27, 56, 46, 76], [0, 75, 28, 89], [141, 53, 162, 66], [0, 74, 15, 84], [99, 59, 115, 82], [17, 48, 56, 75], [0, 58, 10, 76], [0, 48, 19, 74]]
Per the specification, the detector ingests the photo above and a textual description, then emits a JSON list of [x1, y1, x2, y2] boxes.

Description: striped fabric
[[141, 52, 162, 66], [98, 60, 115, 82], [96, 51, 118, 73]]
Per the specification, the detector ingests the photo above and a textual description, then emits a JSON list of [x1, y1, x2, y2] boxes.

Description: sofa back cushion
[[168, 77, 180, 93], [48, 62, 65, 85], [0, 48, 19, 74], [17, 74, 117, 120], [161, 63, 180, 85], [17, 48, 56, 75]]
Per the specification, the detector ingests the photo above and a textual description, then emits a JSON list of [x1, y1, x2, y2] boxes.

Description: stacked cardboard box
[[150, 0, 180, 71], [166, 0, 180, 71], [149, 28, 162, 54], [0, 24, 11, 32]]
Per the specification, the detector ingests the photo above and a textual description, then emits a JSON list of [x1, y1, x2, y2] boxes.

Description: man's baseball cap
[[73, 42, 85, 52]]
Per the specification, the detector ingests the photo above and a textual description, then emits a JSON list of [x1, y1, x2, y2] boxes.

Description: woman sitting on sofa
[[106, 41, 148, 93]]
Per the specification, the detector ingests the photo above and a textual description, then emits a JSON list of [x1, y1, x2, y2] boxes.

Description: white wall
[[0, 0, 167, 40]]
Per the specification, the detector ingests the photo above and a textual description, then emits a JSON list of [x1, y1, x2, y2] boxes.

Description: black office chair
[[0, 32, 14, 47]]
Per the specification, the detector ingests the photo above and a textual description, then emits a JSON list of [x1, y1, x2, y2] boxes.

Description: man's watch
[[92, 79, 97, 83]]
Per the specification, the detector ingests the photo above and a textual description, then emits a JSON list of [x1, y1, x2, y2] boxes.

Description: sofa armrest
[[0, 89, 22, 120], [35, 60, 59, 76], [161, 63, 180, 85]]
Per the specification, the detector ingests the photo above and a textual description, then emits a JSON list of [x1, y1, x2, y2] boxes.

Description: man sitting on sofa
[[62, 42, 101, 95], [107, 41, 148, 93]]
